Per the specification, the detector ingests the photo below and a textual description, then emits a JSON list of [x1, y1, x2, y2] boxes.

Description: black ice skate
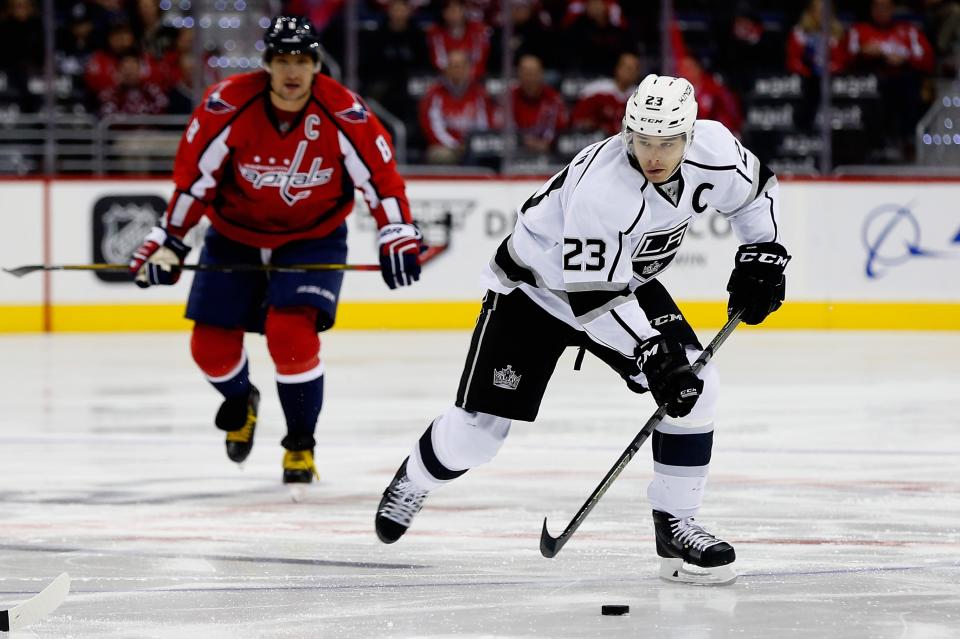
[[216, 386, 260, 464], [653, 509, 737, 585], [375, 458, 429, 544]]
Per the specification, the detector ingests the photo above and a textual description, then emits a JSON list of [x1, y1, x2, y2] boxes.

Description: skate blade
[[287, 484, 309, 502], [659, 558, 737, 586]]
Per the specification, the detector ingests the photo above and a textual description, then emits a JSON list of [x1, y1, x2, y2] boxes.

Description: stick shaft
[[540, 311, 743, 558], [4, 262, 381, 277]]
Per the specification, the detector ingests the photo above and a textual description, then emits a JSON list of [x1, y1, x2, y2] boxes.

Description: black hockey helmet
[[263, 15, 321, 63]]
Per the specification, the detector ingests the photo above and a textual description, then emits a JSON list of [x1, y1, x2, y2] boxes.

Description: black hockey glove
[[726, 242, 791, 325], [635, 335, 703, 418]]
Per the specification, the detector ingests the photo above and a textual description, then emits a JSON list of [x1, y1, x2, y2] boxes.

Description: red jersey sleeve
[[161, 74, 264, 238], [786, 29, 810, 76], [315, 76, 412, 228]]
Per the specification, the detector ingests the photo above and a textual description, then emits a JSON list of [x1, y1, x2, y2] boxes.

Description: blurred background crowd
[[4, 0, 960, 175]]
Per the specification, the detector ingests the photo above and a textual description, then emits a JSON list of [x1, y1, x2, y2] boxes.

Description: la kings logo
[[631, 219, 690, 283], [493, 365, 522, 390], [238, 140, 334, 206]]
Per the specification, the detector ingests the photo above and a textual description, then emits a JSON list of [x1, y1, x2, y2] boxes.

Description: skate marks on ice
[[1, 331, 959, 637]]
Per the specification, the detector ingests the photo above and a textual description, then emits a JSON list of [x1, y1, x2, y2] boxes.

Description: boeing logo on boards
[[862, 203, 959, 278], [238, 141, 334, 206]]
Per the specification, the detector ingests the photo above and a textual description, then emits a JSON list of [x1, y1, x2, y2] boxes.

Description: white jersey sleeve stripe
[[382, 196, 403, 224], [338, 129, 382, 210], [169, 192, 195, 228], [190, 125, 232, 200]]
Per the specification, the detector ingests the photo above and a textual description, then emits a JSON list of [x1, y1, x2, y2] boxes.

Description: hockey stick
[[0, 572, 70, 631], [2, 262, 381, 278], [539, 311, 743, 558]]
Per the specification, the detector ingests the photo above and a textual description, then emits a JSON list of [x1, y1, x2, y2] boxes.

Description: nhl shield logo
[[493, 365, 522, 390]]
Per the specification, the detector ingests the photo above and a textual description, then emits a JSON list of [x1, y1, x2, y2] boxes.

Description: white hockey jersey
[[480, 119, 783, 358]]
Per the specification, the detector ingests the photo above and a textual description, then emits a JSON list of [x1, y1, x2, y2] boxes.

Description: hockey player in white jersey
[[375, 74, 790, 585]]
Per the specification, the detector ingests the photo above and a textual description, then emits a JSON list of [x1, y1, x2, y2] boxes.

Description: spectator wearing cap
[[419, 48, 495, 163], [426, 0, 491, 78], [571, 51, 640, 135], [511, 53, 567, 154]]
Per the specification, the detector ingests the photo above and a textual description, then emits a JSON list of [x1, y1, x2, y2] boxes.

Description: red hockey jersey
[[848, 21, 934, 74], [162, 71, 411, 249]]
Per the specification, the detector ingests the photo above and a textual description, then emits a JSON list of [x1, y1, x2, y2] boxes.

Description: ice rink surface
[[1, 328, 959, 638]]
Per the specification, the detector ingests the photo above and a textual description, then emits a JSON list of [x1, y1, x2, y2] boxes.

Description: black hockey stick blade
[[0, 572, 70, 631], [538, 311, 742, 558], [2, 265, 46, 278], [540, 517, 563, 558]]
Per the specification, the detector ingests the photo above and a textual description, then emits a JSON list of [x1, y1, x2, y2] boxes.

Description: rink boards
[[1, 176, 958, 332]]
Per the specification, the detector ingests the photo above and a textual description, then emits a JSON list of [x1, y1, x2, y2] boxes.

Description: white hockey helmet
[[622, 73, 698, 157]]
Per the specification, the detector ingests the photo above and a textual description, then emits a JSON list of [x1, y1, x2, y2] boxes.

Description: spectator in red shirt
[[787, 0, 850, 77], [85, 21, 151, 95], [426, 0, 491, 78], [848, 0, 934, 156], [511, 53, 567, 154], [571, 51, 640, 135], [419, 48, 495, 163], [677, 55, 743, 136], [97, 52, 169, 116], [560, 0, 623, 28], [849, 0, 934, 75]]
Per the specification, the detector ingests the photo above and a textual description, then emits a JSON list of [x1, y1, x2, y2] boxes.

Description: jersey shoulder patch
[[312, 75, 369, 122], [202, 72, 265, 115]]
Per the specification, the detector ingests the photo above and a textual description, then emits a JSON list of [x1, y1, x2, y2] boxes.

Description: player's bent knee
[[264, 306, 321, 376], [190, 323, 245, 378], [432, 406, 512, 470]]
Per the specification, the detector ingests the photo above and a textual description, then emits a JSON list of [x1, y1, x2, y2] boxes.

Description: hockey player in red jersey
[[129, 15, 422, 489]]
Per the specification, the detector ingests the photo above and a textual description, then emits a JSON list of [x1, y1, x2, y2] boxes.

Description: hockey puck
[[601, 604, 629, 616]]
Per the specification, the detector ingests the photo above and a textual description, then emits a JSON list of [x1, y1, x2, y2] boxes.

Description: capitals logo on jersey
[[335, 99, 369, 123], [238, 141, 335, 206]]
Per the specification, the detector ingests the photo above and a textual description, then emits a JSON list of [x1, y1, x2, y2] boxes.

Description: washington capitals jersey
[[161, 71, 411, 249], [481, 119, 783, 358]]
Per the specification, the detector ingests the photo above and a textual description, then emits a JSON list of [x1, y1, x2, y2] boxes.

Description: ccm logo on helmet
[[738, 252, 789, 266], [639, 117, 664, 124]]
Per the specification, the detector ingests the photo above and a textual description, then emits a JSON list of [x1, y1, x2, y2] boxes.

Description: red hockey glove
[[378, 223, 424, 289], [129, 227, 191, 288]]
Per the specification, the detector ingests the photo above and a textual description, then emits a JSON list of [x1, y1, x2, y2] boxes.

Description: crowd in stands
[[2, 0, 960, 168]]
